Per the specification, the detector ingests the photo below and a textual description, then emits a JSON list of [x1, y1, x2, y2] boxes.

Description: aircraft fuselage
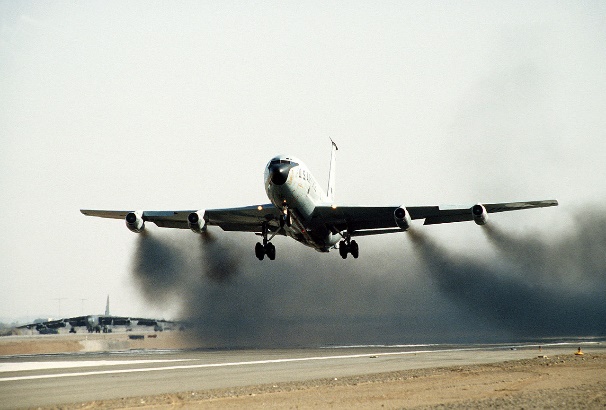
[[264, 155, 340, 252]]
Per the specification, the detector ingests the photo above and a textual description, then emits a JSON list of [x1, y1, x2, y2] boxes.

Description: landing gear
[[339, 237, 359, 259], [266, 242, 276, 260], [255, 242, 264, 260], [280, 206, 292, 228], [255, 222, 276, 261], [255, 242, 275, 261]]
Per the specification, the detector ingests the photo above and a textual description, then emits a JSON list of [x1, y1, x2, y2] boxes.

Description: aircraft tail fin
[[327, 139, 338, 203], [105, 295, 110, 316]]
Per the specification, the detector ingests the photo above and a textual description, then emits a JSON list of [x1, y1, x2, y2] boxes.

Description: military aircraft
[[81, 141, 557, 260], [18, 296, 173, 333]]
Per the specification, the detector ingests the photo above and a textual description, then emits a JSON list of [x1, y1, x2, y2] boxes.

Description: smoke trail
[[131, 231, 188, 307], [131, 209, 606, 347], [410, 219, 606, 337], [130, 229, 481, 347], [483, 210, 606, 289], [198, 231, 241, 283]]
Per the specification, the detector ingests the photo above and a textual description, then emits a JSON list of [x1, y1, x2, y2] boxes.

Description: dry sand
[[67, 353, 605, 409]]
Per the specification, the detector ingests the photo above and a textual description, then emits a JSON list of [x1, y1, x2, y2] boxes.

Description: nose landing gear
[[280, 205, 292, 228], [255, 222, 276, 260]]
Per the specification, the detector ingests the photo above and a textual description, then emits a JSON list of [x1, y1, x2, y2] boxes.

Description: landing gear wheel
[[265, 242, 276, 260], [350, 240, 359, 259], [339, 241, 348, 259], [256, 222, 276, 260], [255, 242, 265, 260], [339, 237, 359, 259]]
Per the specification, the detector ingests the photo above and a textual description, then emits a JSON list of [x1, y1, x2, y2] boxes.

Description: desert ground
[[1, 333, 604, 409], [51, 353, 606, 409]]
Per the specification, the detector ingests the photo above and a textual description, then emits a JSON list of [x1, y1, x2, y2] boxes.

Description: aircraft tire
[[266, 242, 276, 260], [351, 240, 359, 259], [339, 241, 348, 259], [255, 242, 265, 260]]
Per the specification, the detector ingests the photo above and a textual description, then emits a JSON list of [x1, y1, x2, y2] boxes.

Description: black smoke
[[130, 230, 485, 347], [131, 211, 606, 347], [409, 211, 606, 338]]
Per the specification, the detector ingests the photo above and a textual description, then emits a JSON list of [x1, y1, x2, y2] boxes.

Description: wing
[[98, 316, 133, 326], [205, 205, 283, 232], [310, 199, 558, 236], [65, 316, 89, 327], [81, 204, 284, 233], [17, 319, 67, 330]]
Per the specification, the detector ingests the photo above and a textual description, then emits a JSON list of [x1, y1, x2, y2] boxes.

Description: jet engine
[[394, 206, 411, 231], [472, 204, 488, 225], [125, 211, 145, 233], [188, 211, 207, 233]]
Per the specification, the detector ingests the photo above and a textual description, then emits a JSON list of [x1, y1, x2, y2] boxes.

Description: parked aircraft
[[18, 296, 173, 333], [81, 141, 557, 260]]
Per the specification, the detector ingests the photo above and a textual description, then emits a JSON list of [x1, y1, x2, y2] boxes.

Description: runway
[[1, 342, 603, 409]]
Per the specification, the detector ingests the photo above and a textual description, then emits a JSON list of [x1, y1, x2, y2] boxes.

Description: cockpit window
[[270, 159, 298, 166]]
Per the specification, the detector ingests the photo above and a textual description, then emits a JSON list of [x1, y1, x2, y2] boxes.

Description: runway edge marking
[[0, 347, 488, 382]]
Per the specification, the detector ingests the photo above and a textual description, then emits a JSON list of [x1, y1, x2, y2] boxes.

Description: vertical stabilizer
[[327, 139, 338, 203], [105, 295, 110, 316]]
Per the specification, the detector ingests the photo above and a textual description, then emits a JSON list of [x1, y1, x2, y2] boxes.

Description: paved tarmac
[[1, 342, 603, 409]]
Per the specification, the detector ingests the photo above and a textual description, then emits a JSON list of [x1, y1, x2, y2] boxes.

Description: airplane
[[18, 296, 174, 333], [81, 141, 558, 260]]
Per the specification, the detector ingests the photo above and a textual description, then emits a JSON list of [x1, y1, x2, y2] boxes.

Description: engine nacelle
[[125, 211, 145, 233], [394, 206, 411, 231], [323, 232, 341, 249], [472, 204, 488, 225], [187, 211, 207, 233]]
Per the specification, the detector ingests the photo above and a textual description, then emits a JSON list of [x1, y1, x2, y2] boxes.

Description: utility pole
[[79, 299, 88, 315], [52, 298, 67, 318]]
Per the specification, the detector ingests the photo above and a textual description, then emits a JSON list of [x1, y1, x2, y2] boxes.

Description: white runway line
[[2, 342, 588, 383], [0, 347, 485, 382], [0, 359, 189, 373]]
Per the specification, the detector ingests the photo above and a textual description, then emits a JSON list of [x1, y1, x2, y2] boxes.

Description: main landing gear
[[339, 235, 359, 259], [255, 222, 276, 261]]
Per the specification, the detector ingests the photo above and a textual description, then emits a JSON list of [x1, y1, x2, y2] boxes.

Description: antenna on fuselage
[[105, 295, 110, 316], [327, 138, 338, 203]]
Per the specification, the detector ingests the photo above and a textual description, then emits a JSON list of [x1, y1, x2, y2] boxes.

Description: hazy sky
[[1, 2, 605, 343]]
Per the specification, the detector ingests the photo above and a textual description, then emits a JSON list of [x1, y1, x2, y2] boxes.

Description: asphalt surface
[[1, 342, 603, 409]]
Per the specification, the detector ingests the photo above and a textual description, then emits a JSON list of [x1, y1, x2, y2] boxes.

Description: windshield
[[270, 159, 298, 166]]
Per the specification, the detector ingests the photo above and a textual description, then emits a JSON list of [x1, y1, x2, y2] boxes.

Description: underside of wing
[[80, 209, 198, 229], [308, 205, 463, 233], [419, 199, 559, 225], [310, 206, 399, 233], [17, 319, 67, 330], [80, 210, 131, 219], [310, 199, 558, 235], [65, 316, 88, 327], [81, 204, 284, 234], [205, 204, 283, 233], [99, 316, 133, 326]]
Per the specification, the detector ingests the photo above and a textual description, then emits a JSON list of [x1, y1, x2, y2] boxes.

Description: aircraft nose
[[269, 163, 292, 186]]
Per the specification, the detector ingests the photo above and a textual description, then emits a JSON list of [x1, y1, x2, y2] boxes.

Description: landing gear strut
[[255, 222, 276, 261], [280, 206, 292, 228], [339, 234, 359, 259]]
